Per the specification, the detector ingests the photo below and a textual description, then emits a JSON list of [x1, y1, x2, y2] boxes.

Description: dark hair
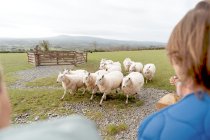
[[166, 0, 210, 92]]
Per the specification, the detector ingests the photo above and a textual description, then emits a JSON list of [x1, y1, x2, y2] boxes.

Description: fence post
[[26, 52, 29, 63], [74, 51, 77, 66], [85, 52, 88, 62], [34, 53, 38, 66], [56, 52, 59, 65]]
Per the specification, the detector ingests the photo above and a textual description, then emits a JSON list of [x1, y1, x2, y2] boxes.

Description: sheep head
[[57, 72, 65, 83], [95, 74, 105, 86], [122, 77, 132, 88]]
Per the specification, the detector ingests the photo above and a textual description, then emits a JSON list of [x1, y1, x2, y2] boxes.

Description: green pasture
[[0, 53, 32, 84], [0, 50, 175, 137]]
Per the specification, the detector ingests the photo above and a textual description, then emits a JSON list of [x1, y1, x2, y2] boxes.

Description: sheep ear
[[59, 71, 62, 74], [88, 72, 90, 76]]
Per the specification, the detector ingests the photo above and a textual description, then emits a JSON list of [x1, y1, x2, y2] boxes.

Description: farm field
[[0, 50, 175, 139]]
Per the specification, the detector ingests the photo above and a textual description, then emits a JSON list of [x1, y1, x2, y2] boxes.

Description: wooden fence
[[27, 51, 87, 66]]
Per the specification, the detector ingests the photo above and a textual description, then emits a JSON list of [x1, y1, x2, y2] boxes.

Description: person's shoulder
[[138, 93, 210, 140], [138, 103, 173, 139], [138, 94, 195, 129]]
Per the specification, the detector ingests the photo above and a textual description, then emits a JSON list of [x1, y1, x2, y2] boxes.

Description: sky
[[0, 0, 200, 42]]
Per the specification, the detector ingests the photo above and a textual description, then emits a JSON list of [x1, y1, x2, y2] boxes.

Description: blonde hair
[[166, 0, 210, 91]]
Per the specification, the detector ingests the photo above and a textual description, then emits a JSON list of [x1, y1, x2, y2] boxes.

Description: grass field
[[0, 53, 32, 85], [0, 50, 175, 137]]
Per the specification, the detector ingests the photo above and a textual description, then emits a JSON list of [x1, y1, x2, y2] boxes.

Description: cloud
[[0, 0, 200, 41]]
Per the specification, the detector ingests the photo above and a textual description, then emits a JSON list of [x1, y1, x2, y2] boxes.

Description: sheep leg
[[146, 79, 148, 84], [90, 88, 97, 100], [99, 93, 107, 106], [72, 87, 77, 95], [104, 94, 107, 100], [90, 91, 95, 100], [73, 87, 78, 95], [126, 94, 129, 104], [82, 87, 86, 95], [116, 88, 121, 93], [90, 93, 94, 100], [61, 89, 67, 100]]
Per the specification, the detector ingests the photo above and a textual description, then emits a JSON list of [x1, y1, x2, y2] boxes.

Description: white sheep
[[99, 63, 106, 70], [143, 64, 156, 83], [100, 59, 113, 65], [121, 72, 144, 104], [63, 69, 87, 75], [99, 59, 113, 69], [105, 64, 122, 72], [99, 61, 121, 70], [123, 58, 134, 72], [83, 70, 109, 100], [83, 72, 98, 100], [95, 70, 109, 75], [129, 62, 143, 73], [95, 71, 123, 106], [57, 72, 86, 100], [112, 61, 121, 67]]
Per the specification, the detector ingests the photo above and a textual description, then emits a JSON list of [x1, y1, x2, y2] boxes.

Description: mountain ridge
[[0, 35, 166, 50]]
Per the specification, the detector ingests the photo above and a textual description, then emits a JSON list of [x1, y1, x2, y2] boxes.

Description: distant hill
[[0, 35, 166, 51]]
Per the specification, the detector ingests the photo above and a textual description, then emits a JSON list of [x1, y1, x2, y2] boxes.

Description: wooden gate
[[27, 51, 87, 66]]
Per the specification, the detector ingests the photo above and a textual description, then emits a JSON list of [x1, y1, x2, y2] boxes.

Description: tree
[[92, 41, 97, 52], [39, 40, 50, 51]]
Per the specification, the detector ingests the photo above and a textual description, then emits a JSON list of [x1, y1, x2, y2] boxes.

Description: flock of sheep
[[56, 58, 156, 106]]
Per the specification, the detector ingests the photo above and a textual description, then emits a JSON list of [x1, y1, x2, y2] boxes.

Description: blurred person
[[138, 1, 210, 140], [0, 67, 101, 140], [0, 67, 11, 129]]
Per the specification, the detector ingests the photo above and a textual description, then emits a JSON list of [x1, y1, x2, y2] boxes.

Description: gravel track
[[10, 66, 170, 140], [9, 65, 73, 89]]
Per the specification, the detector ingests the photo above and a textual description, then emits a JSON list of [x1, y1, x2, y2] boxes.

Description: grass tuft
[[105, 123, 128, 136]]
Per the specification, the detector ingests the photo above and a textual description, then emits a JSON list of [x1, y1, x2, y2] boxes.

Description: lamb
[[143, 64, 156, 83], [95, 71, 123, 106], [56, 72, 86, 100], [121, 72, 144, 104], [123, 58, 134, 72], [129, 62, 143, 73]]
